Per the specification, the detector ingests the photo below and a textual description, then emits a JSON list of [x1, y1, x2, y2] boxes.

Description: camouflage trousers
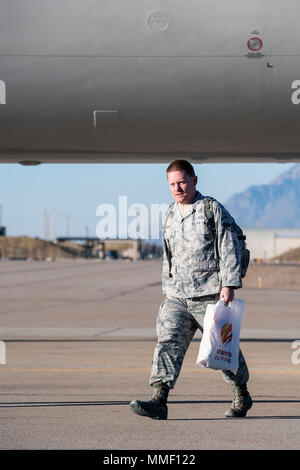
[[150, 294, 249, 389]]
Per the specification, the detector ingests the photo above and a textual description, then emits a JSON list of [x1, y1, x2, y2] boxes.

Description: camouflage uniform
[[150, 192, 249, 389]]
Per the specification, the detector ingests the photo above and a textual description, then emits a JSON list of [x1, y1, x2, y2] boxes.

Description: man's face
[[167, 170, 198, 204]]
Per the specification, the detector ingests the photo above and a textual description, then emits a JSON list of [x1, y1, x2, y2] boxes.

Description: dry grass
[[0, 236, 83, 260], [243, 263, 300, 290]]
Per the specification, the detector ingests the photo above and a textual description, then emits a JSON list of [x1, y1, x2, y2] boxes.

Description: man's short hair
[[166, 160, 195, 177]]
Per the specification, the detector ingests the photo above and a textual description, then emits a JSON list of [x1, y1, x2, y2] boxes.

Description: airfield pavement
[[0, 259, 299, 461]]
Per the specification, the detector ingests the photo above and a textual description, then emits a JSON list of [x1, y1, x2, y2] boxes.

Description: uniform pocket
[[192, 259, 218, 272]]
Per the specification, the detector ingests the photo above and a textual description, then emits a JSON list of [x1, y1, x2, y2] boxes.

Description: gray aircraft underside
[[1, 0, 300, 164]]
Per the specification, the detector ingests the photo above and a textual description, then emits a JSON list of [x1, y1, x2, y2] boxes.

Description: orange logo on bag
[[221, 322, 232, 344]]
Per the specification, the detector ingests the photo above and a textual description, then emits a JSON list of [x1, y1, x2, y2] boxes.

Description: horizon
[[0, 162, 297, 239]]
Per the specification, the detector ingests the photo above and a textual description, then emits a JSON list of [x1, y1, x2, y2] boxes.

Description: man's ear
[[194, 176, 198, 186]]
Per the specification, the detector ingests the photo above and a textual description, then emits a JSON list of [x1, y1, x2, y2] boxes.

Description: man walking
[[130, 160, 252, 419]]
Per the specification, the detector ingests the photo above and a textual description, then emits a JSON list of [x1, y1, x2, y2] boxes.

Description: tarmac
[[0, 259, 299, 455]]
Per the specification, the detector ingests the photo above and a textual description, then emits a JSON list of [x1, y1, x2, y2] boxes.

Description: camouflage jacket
[[162, 191, 242, 298]]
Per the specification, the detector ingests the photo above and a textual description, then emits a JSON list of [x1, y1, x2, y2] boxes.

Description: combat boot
[[225, 383, 253, 418], [129, 382, 169, 420]]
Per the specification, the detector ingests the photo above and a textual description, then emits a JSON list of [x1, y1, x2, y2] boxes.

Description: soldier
[[130, 160, 252, 419]]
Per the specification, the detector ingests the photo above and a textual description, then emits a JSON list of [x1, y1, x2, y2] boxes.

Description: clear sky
[[0, 162, 294, 239]]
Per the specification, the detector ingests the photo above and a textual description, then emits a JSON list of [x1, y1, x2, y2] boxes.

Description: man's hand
[[220, 287, 234, 305]]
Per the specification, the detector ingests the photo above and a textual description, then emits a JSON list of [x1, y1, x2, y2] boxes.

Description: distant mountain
[[224, 164, 300, 228]]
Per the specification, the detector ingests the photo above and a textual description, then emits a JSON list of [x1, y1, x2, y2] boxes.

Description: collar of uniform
[[173, 191, 204, 221], [192, 191, 204, 204]]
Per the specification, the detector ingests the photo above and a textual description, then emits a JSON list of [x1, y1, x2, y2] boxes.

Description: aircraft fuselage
[[1, 0, 300, 163]]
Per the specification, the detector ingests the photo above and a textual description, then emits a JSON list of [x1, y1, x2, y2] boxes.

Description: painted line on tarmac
[[0, 367, 299, 375], [185, 368, 300, 375], [0, 367, 152, 373], [248, 368, 300, 375]]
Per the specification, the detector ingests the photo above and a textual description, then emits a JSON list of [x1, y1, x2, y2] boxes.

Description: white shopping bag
[[196, 298, 245, 373]]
